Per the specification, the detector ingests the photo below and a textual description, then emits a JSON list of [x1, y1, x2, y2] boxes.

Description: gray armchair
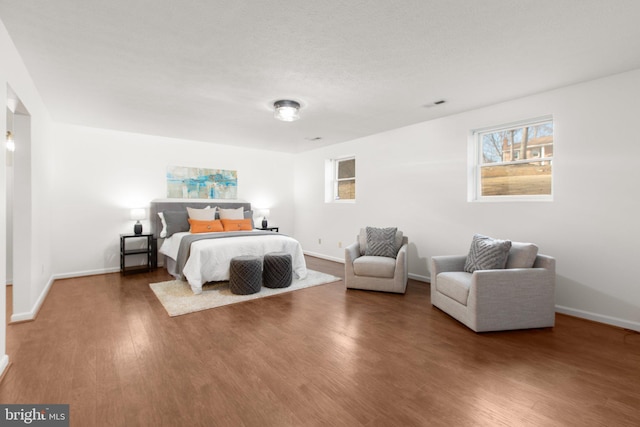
[[431, 247, 555, 332], [345, 228, 408, 294]]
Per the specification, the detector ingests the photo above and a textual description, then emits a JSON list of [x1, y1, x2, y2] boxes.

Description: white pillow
[[158, 212, 168, 238], [187, 206, 217, 221], [218, 207, 244, 220]]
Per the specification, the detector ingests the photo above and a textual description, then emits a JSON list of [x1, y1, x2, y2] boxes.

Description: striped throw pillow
[[464, 234, 512, 273], [365, 227, 398, 258]]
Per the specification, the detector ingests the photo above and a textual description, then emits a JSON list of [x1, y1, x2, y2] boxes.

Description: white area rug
[[150, 269, 341, 317]]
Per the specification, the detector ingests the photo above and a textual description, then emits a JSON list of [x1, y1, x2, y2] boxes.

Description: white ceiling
[[1, 1, 640, 153]]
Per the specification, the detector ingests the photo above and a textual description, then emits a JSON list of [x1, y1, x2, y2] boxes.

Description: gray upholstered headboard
[[149, 199, 252, 237]]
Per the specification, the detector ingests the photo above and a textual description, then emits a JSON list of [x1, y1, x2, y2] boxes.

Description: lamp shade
[[274, 100, 300, 122], [130, 208, 146, 221]]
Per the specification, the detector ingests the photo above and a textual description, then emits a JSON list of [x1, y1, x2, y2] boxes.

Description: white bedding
[[159, 231, 307, 294]]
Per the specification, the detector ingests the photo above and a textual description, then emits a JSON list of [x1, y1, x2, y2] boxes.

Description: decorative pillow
[[464, 234, 512, 273], [218, 207, 244, 220], [188, 218, 223, 233], [221, 219, 253, 231], [187, 206, 217, 221], [506, 242, 539, 269], [365, 226, 399, 258], [244, 210, 255, 229], [359, 228, 403, 256], [162, 211, 190, 237], [158, 212, 168, 238]]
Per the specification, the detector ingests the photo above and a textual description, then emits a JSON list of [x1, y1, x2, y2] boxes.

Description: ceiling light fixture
[[273, 100, 300, 122]]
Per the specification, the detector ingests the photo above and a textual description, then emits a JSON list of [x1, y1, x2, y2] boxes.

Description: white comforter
[[159, 231, 307, 294]]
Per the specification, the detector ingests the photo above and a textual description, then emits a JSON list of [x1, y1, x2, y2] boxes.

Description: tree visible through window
[[335, 157, 355, 200], [474, 117, 553, 199]]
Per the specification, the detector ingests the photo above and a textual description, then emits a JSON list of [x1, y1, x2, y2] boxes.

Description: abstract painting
[[167, 166, 238, 199]]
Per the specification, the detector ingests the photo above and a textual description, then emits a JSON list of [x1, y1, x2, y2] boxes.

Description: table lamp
[[130, 208, 145, 235], [261, 208, 270, 228]]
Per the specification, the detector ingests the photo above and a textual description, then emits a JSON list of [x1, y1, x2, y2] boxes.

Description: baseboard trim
[[0, 355, 9, 382], [10, 267, 126, 323], [303, 251, 344, 264], [10, 275, 56, 323], [53, 267, 120, 280], [555, 305, 640, 332], [409, 273, 430, 283]]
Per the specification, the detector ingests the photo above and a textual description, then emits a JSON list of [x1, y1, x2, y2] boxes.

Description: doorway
[[6, 85, 31, 320]]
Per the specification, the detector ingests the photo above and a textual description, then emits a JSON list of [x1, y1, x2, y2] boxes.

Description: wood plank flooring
[[1, 256, 640, 426]]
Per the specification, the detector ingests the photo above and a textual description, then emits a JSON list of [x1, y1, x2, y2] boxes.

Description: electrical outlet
[[338, 241, 342, 248], [318, 238, 322, 244]]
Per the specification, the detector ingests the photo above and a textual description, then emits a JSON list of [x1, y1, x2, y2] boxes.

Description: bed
[[150, 200, 307, 294]]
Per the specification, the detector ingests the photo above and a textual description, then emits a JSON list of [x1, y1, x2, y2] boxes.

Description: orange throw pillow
[[188, 219, 223, 233], [221, 219, 253, 231]]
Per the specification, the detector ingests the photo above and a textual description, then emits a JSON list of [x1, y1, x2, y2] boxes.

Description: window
[[325, 156, 356, 202], [471, 116, 553, 201]]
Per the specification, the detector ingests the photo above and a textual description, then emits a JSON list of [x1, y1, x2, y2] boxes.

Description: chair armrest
[[431, 255, 467, 276], [345, 242, 360, 264], [344, 242, 360, 282], [394, 243, 408, 279], [533, 254, 555, 272], [430, 255, 466, 301], [465, 267, 555, 331], [472, 268, 555, 305]]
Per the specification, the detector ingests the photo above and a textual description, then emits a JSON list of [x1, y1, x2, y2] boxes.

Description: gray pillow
[[506, 242, 539, 269], [365, 227, 398, 258], [244, 210, 254, 229], [163, 210, 190, 237], [464, 234, 512, 273], [359, 228, 403, 256]]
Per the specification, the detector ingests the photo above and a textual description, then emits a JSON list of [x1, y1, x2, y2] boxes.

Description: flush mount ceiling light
[[273, 100, 300, 122]]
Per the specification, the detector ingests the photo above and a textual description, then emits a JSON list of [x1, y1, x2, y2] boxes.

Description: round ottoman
[[263, 252, 293, 289], [229, 255, 262, 295]]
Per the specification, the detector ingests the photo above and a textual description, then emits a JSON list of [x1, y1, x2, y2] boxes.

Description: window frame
[[469, 115, 554, 202], [325, 156, 356, 203]]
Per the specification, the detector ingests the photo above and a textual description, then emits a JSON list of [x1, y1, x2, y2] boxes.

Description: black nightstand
[[120, 233, 157, 275], [257, 226, 279, 232]]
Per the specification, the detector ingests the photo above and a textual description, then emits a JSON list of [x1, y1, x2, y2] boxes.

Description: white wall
[[294, 69, 640, 331], [50, 123, 295, 276], [0, 19, 55, 372]]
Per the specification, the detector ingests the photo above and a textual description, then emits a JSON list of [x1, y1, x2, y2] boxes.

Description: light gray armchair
[[345, 228, 408, 294], [431, 247, 555, 332]]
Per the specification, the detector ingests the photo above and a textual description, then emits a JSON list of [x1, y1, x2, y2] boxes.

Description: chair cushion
[[353, 256, 396, 278], [464, 234, 512, 273], [436, 272, 473, 306], [506, 242, 539, 269]]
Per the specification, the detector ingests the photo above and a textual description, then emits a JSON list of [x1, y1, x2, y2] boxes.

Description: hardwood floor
[[2, 256, 640, 426]]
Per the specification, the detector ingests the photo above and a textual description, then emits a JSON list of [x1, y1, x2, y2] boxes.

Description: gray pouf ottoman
[[229, 255, 262, 295], [263, 252, 293, 288]]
